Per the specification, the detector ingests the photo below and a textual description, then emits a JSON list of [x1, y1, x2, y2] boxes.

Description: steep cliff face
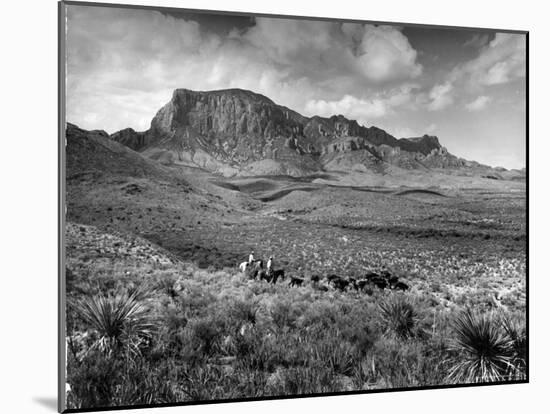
[[109, 128, 149, 152], [151, 88, 306, 138], [109, 88, 471, 176]]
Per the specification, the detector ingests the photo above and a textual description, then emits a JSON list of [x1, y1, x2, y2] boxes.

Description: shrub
[[447, 309, 513, 383], [67, 350, 121, 409], [269, 299, 300, 331], [186, 317, 224, 357], [378, 295, 419, 340], [229, 299, 259, 327]]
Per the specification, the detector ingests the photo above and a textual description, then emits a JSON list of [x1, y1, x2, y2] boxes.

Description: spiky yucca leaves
[[500, 315, 527, 380], [75, 290, 155, 357], [378, 295, 419, 340], [447, 309, 513, 384]]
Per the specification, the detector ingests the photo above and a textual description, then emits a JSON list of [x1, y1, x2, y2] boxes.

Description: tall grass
[[67, 263, 525, 408]]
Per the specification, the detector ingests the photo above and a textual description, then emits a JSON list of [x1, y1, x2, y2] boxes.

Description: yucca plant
[[74, 290, 155, 357], [447, 309, 513, 384], [378, 295, 419, 340], [500, 315, 527, 380]]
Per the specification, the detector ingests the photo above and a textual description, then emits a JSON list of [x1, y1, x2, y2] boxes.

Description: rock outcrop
[[107, 88, 496, 177]]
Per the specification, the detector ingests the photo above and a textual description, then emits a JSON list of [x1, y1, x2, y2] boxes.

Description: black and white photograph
[[59, 1, 527, 411]]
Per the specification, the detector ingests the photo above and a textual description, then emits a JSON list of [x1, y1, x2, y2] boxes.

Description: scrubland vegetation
[[65, 169, 526, 410], [65, 235, 526, 410]]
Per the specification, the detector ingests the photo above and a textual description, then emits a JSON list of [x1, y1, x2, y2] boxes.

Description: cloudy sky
[[65, 4, 527, 169]]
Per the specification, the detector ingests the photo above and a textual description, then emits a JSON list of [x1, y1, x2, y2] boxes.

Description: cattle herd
[[239, 260, 410, 294]]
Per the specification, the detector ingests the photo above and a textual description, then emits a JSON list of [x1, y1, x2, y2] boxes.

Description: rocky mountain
[[107, 88, 505, 178]]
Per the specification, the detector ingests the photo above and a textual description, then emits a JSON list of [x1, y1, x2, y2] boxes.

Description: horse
[[239, 261, 248, 272], [271, 269, 285, 284], [245, 260, 264, 280], [258, 270, 271, 283]]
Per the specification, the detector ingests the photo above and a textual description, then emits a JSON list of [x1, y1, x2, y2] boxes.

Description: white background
[[0, 0, 545, 412]]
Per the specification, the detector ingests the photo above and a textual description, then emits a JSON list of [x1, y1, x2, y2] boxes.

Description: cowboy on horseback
[[267, 256, 274, 277]]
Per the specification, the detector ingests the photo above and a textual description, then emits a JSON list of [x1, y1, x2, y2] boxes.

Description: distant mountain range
[[79, 88, 524, 179]]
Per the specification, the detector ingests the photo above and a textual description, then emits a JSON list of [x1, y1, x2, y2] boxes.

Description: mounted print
[[58, 1, 528, 412]]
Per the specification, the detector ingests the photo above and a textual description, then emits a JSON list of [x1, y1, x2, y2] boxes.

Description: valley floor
[[64, 168, 527, 410]]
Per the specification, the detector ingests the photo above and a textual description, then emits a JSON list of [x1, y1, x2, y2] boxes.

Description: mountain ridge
[[76, 88, 519, 178]]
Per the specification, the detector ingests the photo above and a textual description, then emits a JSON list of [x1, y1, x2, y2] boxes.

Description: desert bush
[[447, 309, 514, 383], [229, 299, 259, 327], [67, 350, 121, 409], [152, 275, 179, 298], [185, 316, 224, 357], [311, 335, 358, 376], [265, 364, 338, 395], [178, 365, 229, 401], [269, 299, 301, 331], [378, 295, 420, 340]]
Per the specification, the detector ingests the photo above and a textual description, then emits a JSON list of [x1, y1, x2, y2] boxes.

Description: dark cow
[[310, 275, 320, 283], [326, 274, 340, 283], [392, 281, 410, 291], [388, 275, 399, 286], [356, 279, 369, 291], [380, 269, 392, 279], [289, 276, 304, 287], [332, 278, 350, 292], [373, 278, 388, 289], [365, 271, 380, 282]]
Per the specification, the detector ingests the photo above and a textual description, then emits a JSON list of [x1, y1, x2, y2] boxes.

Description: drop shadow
[[33, 396, 58, 412]]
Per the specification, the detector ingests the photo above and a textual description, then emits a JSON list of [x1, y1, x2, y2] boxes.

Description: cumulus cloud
[[65, 5, 423, 132], [427, 82, 454, 111], [305, 95, 388, 121], [465, 95, 491, 111], [463, 33, 489, 48], [453, 33, 526, 88], [304, 84, 418, 125], [63, 5, 526, 169], [346, 24, 422, 82]]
